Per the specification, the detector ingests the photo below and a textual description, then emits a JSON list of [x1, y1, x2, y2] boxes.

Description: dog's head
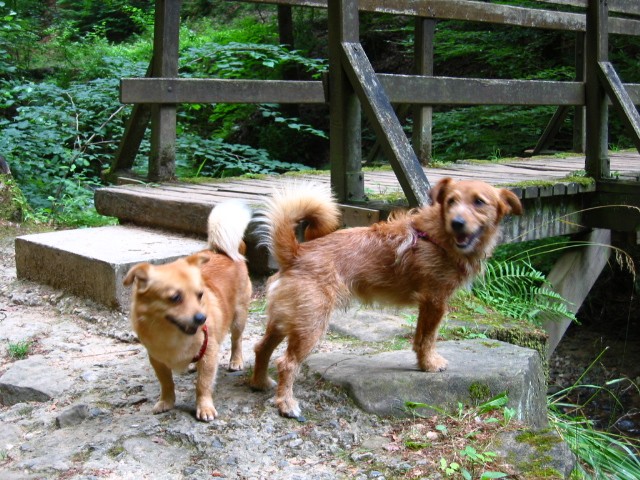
[[123, 253, 210, 335], [429, 177, 522, 254]]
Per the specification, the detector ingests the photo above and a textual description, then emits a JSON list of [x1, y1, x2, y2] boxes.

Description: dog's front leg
[[149, 356, 176, 414], [413, 300, 448, 372], [195, 348, 219, 422]]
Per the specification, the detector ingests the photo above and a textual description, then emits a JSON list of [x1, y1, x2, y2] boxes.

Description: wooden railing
[[111, 0, 640, 207]]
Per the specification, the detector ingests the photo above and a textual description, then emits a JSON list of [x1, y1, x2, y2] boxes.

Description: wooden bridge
[[103, 0, 640, 236]]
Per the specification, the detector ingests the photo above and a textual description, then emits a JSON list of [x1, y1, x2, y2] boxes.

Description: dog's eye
[[197, 291, 204, 301], [447, 197, 456, 206], [473, 197, 486, 207], [169, 292, 183, 304]]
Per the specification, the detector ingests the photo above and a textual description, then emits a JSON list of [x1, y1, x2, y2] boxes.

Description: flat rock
[[306, 339, 547, 428], [14, 225, 207, 309], [0, 355, 74, 406], [330, 306, 413, 342]]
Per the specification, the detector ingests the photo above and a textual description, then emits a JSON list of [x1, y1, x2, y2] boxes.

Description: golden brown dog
[[124, 200, 252, 421], [249, 178, 522, 419]]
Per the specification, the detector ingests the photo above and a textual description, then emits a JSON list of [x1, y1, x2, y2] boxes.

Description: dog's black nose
[[451, 216, 466, 232], [193, 313, 207, 325]]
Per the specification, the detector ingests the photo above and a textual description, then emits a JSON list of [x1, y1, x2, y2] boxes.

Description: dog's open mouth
[[166, 315, 199, 335], [455, 228, 483, 251]]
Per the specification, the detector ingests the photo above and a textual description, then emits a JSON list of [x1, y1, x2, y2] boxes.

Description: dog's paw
[[248, 375, 277, 391], [152, 399, 175, 414], [419, 353, 449, 372], [196, 402, 218, 422], [229, 359, 244, 372], [276, 397, 302, 420]]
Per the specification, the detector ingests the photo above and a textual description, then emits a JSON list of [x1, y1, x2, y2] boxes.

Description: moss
[[508, 430, 564, 479], [468, 382, 491, 402], [0, 174, 29, 222], [516, 430, 562, 450]]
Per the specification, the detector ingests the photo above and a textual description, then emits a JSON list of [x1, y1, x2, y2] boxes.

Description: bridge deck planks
[[95, 151, 640, 241]]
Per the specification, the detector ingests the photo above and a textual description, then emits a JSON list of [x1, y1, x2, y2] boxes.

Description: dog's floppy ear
[[498, 189, 523, 217], [429, 177, 453, 205], [185, 252, 210, 268], [123, 262, 151, 290]]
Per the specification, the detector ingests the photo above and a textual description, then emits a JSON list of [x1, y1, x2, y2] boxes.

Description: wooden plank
[[120, 77, 640, 106], [120, 78, 325, 104], [538, 0, 640, 17], [242, 0, 640, 35], [341, 41, 431, 206], [532, 106, 571, 155], [380, 75, 584, 106], [598, 61, 640, 152]]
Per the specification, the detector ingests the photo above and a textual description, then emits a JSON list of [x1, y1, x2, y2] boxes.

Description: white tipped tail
[[207, 199, 252, 262]]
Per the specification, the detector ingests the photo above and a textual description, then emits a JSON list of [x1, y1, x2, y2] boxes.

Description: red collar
[[192, 325, 208, 363]]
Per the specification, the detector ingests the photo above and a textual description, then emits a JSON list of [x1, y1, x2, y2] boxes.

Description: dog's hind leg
[[229, 300, 249, 372], [413, 299, 448, 372]]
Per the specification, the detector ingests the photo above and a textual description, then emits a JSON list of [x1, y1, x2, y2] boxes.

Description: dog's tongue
[[456, 233, 470, 246]]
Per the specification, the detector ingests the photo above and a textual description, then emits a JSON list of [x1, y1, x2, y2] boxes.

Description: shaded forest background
[[1, 0, 639, 225]]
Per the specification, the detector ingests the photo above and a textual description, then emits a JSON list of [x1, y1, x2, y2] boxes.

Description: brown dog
[[249, 178, 522, 418], [124, 200, 252, 421]]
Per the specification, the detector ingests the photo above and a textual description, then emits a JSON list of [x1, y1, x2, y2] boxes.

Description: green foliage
[[548, 351, 640, 479], [7, 340, 31, 360], [0, 73, 130, 224], [177, 135, 311, 178], [57, 0, 154, 42], [472, 260, 576, 325]]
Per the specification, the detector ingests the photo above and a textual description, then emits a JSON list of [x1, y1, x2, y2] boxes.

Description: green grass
[[7, 340, 31, 360]]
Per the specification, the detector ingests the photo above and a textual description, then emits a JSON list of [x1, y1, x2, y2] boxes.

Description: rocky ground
[[0, 221, 630, 479]]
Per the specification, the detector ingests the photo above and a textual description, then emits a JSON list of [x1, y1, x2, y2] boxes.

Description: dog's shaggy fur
[[124, 200, 252, 421], [249, 178, 522, 418]]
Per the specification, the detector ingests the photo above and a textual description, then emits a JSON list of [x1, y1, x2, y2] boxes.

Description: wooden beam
[[585, 0, 609, 180], [379, 75, 586, 106], [328, 0, 364, 203], [532, 106, 571, 155], [539, 0, 640, 16], [148, 0, 181, 182], [341, 41, 431, 206], [121, 78, 326, 104], [598, 61, 640, 152], [108, 60, 153, 178], [412, 18, 435, 165], [120, 76, 604, 106], [242, 0, 640, 35]]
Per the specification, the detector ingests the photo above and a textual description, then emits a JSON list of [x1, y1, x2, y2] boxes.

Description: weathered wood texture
[[120, 77, 640, 106], [243, 0, 640, 34], [341, 41, 431, 205], [95, 151, 640, 243]]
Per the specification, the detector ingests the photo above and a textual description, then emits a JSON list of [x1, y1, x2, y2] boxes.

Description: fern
[[472, 260, 575, 325]]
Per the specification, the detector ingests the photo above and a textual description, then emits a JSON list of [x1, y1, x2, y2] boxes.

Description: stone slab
[[305, 339, 547, 428], [14, 225, 207, 309]]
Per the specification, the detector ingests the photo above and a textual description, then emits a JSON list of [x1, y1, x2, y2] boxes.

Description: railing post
[[573, 32, 586, 153], [149, 0, 181, 182], [412, 18, 435, 166], [585, 0, 609, 180], [328, 0, 365, 203]]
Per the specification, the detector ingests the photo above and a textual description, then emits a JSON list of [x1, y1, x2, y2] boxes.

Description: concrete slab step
[[14, 225, 209, 309]]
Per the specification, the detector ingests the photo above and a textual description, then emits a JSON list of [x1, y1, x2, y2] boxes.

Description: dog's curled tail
[[207, 199, 253, 262], [263, 181, 341, 269]]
